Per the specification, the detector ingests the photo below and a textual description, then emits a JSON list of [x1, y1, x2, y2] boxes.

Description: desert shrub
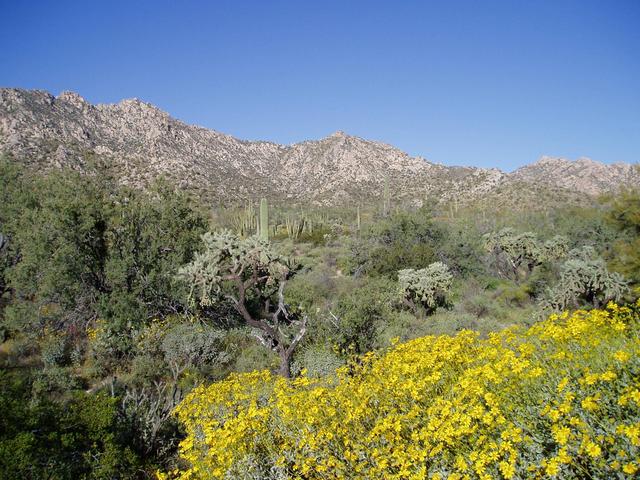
[[86, 319, 137, 377], [129, 353, 164, 387], [348, 209, 446, 277], [231, 340, 280, 373], [40, 331, 68, 368], [606, 189, 640, 286], [121, 381, 184, 463], [436, 220, 486, 277], [2, 170, 110, 337], [284, 264, 341, 316], [0, 371, 141, 479], [1, 169, 208, 371], [31, 366, 83, 399], [374, 310, 429, 344], [461, 294, 495, 318], [495, 282, 533, 308], [295, 224, 333, 246], [160, 321, 230, 381], [100, 180, 208, 333], [165, 302, 640, 480], [329, 276, 397, 354], [291, 344, 344, 378]]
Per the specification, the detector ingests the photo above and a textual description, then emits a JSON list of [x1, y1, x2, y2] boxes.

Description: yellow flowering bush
[[162, 302, 640, 479]]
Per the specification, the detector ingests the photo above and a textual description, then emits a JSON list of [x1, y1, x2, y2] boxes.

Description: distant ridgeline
[[1, 87, 638, 208]]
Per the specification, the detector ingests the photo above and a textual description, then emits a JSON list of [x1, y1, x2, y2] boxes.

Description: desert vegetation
[[1, 158, 639, 478]]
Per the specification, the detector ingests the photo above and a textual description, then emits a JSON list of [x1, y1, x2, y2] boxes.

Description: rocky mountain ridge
[[0, 87, 637, 207]]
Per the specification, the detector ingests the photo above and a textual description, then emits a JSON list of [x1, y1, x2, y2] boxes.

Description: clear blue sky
[[1, 0, 638, 170]]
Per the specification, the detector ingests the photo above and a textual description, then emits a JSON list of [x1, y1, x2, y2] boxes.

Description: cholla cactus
[[542, 246, 628, 311], [179, 230, 289, 307], [398, 262, 453, 314], [178, 230, 304, 377], [484, 228, 568, 281], [542, 235, 569, 261]]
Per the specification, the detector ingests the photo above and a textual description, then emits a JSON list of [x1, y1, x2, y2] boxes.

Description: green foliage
[[329, 277, 396, 354], [40, 332, 68, 368], [437, 219, 486, 277], [0, 371, 141, 479], [398, 262, 453, 314], [100, 181, 207, 335], [3, 169, 109, 335], [350, 209, 446, 277], [231, 339, 280, 373], [1, 169, 207, 362], [160, 321, 230, 381], [284, 264, 341, 316], [382, 175, 390, 216], [31, 366, 83, 399], [2, 159, 640, 479], [0, 159, 33, 306], [349, 208, 485, 278], [606, 189, 640, 286], [291, 344, 344, 377]]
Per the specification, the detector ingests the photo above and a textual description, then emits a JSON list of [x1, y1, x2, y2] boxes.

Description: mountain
[[0, 88, 637, 207], [510, 156, 638, 196]]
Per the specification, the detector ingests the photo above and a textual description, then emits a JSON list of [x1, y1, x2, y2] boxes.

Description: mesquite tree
[[179, 231, 306, 378], [398, 262, 453, 315]]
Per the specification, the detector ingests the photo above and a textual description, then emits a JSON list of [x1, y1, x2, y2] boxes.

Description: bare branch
[[286, 314, 308, 358], [328, 310, 340, 329]]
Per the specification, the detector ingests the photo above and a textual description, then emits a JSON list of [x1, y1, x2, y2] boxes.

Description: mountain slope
[[510, 156, 638, 196], [0, 88, 637, 207]]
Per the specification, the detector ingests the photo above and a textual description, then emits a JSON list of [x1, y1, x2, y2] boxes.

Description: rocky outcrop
[[0, 88, 637, 206], [510, 156, 638, 196]]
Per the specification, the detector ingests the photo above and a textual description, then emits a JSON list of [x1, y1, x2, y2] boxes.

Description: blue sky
[[1, 0, 638, 170]]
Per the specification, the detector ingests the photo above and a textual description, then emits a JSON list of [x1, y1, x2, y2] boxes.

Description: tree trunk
[[277, 347, 292, 378]]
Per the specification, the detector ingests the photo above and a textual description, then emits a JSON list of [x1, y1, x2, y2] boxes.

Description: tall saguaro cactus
[[259, 198, 269, 241]]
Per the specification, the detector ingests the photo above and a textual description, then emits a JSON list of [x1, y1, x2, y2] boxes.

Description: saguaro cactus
[[259, 198, 269, 241]]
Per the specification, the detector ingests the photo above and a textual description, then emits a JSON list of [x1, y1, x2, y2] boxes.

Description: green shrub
[[291, 344, 344, 377]]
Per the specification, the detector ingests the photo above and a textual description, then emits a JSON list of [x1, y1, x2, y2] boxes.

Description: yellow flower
[[160, 304, 640, 479], [552, 426, 571, 445], [581, 396, 599, 412], [584, 442, 601, 458], [545, 459, 560, 476], [614, 350, 630, 363], [557, 377, 569, 393], [557, 447, 571, 464]]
